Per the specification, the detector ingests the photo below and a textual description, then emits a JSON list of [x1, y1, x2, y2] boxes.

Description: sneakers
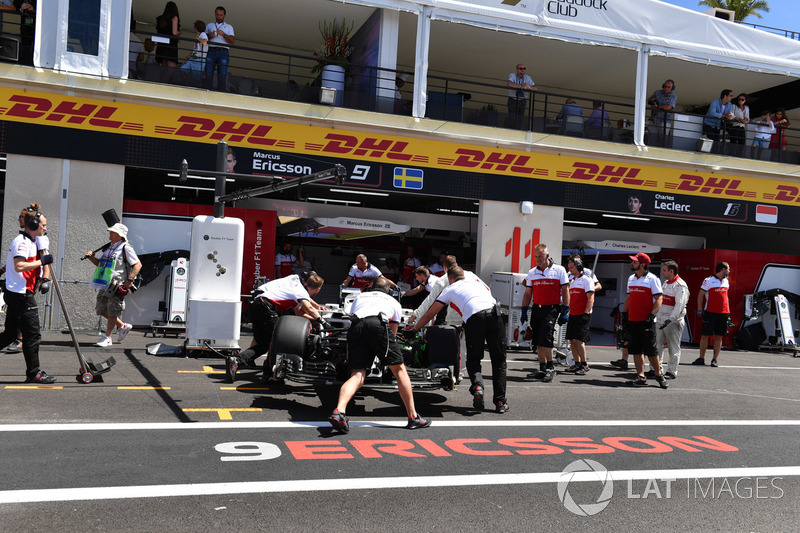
[[656, 375, 669, 389], [406, 415, 432, 430], [329, 409, 350, 434], [472, 384, 485, 410], [494, 400, 509, 414], [710, 359, 718, 368], [543, 368, 556, 382], [691, 357, 705, 366], [564, 364, 581, 373], [6, 339, 23, 353], [610, 359, 629, 370], [628, 375, 647, 387], [528, 369, 546, 380], [25, 371, 57, 384], [96, 336, 113, 348], [574, 367, 586, 376], [664, 371, 677, 380], [582, 363, 590, 373], [117, 323, 133, 342], [226, 356, 240, 383]]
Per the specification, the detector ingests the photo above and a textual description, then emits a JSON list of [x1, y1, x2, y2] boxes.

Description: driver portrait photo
[[627, 194, 643, 215]]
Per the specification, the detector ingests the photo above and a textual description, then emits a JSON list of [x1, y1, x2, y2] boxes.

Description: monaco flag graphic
[[755, 204, 778, 224]]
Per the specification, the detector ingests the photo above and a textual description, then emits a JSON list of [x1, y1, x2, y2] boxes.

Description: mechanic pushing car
[[409, 266, 508, 413], [227, 271, 327, 383], [329, 277, 432, 433]]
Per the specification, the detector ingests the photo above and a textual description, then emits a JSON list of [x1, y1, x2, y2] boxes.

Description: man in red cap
[[623, 253, 668, 388]]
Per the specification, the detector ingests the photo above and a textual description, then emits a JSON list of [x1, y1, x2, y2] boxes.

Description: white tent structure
[[382, 0, 800, 143]]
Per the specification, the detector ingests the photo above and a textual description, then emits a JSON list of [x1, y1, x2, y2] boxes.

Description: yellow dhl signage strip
[[1, 87, 799, 206]]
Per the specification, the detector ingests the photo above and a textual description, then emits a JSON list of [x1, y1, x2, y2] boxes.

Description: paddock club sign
[[1, 87, 798, 212]]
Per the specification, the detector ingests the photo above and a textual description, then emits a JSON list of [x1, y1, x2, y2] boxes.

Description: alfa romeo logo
[[557, 459, 614, 516]]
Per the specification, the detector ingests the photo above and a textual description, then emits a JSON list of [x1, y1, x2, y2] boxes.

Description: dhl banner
[[2, 86, 800, 211]]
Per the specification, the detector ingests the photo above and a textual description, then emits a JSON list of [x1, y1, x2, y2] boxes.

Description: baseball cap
[[107, 222, 128, 239], [629, 252, 651, 266]]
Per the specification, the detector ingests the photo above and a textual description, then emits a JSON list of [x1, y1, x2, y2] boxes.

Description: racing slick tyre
[[425, 325, 461, 385], [268, 315, 312, 377]]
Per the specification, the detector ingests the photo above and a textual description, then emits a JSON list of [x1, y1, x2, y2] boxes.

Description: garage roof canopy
[[367, 0, 800, 76]]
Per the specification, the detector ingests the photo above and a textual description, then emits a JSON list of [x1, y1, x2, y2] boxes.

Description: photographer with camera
[[84, 223, 141, 347], [0, 208, 56, 383]]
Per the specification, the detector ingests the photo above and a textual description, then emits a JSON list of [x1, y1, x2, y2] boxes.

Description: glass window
[[67, 0, 101, 56]]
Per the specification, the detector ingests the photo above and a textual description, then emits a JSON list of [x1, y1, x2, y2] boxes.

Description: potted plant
[[313, 19, 354, 106]]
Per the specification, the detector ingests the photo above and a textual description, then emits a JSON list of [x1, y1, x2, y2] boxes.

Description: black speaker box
[[737, 322, 767, 351], [0, 35, 19, 62]]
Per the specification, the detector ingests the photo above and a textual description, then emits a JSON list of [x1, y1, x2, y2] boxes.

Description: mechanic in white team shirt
[[567, 253, 602, 291], [0, 208, 56, 383], [410, 266, 508, 414], [330, 277, 431, 433], [408, 255, 487, 327], [227, 272, 326, 383], [342, 254, 396, 289], [2, 204, 52, 354], [656, 260, 689, 379]]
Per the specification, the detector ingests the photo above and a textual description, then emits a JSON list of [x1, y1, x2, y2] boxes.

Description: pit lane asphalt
[[1, 329, 798, 532]]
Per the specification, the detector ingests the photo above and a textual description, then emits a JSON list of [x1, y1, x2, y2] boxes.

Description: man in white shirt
[[330, 278, 431, 433], [204, 6, 235, 91]]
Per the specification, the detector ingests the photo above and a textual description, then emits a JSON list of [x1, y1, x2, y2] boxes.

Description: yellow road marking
[[219, 386, 270, 391], [117, 386, 171, 390], [178, 366, 223, 374], [5, 385, 63, 390], [182, 408, 263, 420]]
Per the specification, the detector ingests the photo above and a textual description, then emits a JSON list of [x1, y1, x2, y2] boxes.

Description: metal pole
[[214, 141, 228, 218], [50, 274, 89, 374]]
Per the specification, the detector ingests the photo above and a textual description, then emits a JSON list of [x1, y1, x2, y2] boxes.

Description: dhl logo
[[568, 162, 651, 186], [764, 184, 800, 203], [672, 174, 753, 197], [3, 90, 800, 209]]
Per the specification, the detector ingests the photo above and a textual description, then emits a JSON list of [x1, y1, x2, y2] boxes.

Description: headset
[[663, 79, 676, 91], [25, 212, 42, 231], [300, 270, 318, 284], [570, 255, 584, 272]]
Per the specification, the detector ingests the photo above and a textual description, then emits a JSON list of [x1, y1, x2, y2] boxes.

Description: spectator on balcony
[[12, 0, 35, 66], [180, 19, 208, 83], [585, 101, 610, 128], [506, 63, 536, 128], [155, 1, 181, 79], [556, 98, 582, 121], [730, 93, 750, 154], [129, 15, 145, 79], [647, 79, 676, 146], [702, 89, 734, 143], [205, 6, 235, 91], [752, 110, 774, 160], [769, 108, 791, 151]]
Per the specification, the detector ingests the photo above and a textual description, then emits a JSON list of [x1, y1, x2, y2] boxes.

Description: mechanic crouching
[[329, 278, 431, 433], [227, 272, 326, 383]]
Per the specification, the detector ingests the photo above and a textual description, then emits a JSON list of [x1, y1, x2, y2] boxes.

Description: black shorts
[[701, 311, 729, 336], [530, 304, 559, 348], [346, 315, 404, 371], [627, 321, 657, 357], [566, 313, 591, 342]]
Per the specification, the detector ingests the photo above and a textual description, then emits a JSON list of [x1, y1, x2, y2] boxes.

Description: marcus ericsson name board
[[252, 152, 312, 176]]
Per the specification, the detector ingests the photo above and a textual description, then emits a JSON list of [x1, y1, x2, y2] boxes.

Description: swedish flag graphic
[[393, 167, 423, 190]]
